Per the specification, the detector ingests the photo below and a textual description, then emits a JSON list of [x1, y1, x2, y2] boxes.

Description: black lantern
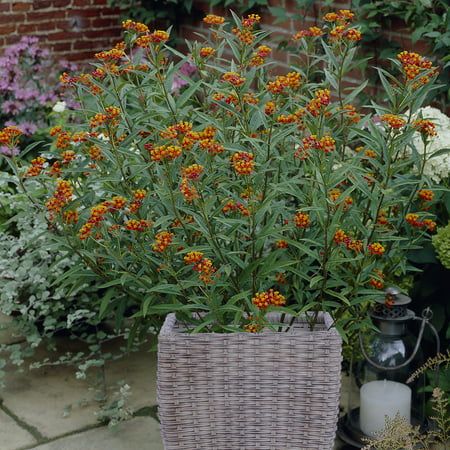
[[337, 287, 440, 448]]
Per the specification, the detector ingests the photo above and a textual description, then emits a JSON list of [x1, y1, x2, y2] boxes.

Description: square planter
[[158, 312, 342, 450]]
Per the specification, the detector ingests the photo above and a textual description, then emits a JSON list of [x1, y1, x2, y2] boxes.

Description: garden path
[[0, 336, 348, 450]]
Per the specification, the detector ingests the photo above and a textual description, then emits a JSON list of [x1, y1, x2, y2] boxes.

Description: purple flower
[[0, 145, 19, 156], [17, 121, 38, 136], [171, 61, 197, 93]]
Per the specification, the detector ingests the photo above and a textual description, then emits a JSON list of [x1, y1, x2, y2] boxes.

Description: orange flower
[[95, 42, 126, 61], [333, 229, 347, 244], [397, 51, 435, 85], [276, 240, 288, 249], [369, 270, 384, 289], [181, 164, 204, 180], [418, 189, 434, 202], [89, 145, 104, 161], [307, 89, 330, 117], [0, 126, 22, 147], [203, 14, 225, 25], [152, 231, 174, 253], [180, 177, 199, 202], [293, 26, 323, 40], [199, 47, 215, 58], [242, 13, 261, 28], [25, 157, 46, 177], [256, 45, 271, 57], [133, 189, 147, 201], [125, 219, 151, 231], [267, 72, 302, 94], [343, 28, 361, 41], [232, 28, 254, 45], [324, 12, 339, 22], [406, 213, 421, 227], [252, 289, 286, 309], [368, 242, 385, 256], [62, 150, 76, 164], [264, 101, 276, 115], [423, 219, 436, 232], [380, 114, 406, 129], [222, 71, 246, 87], [184, 251, 204, 264], [413, 119, 437, 137], [150, 145, 182, 162], [230, 152, 255, 175], [122, 19, 149, 33], [294, 211, 310, 228], [63, 210, 79, 224]]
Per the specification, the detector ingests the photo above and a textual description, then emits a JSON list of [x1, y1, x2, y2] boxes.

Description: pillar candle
[[360, 379, 411, 437]]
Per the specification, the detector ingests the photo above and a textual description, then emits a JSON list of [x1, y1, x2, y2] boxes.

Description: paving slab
[[1, 338, 157, 439], [28, 417, 164, 450], [0, 409, 37, 450]]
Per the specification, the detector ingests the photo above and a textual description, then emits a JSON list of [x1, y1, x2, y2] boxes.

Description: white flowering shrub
[[409, 106, 450, 184]]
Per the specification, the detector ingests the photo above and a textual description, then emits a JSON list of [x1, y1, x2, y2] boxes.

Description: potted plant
[[3, 9, 441, 448]]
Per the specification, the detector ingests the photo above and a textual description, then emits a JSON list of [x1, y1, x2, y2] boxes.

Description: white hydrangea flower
[[409, 106, 450, 183]]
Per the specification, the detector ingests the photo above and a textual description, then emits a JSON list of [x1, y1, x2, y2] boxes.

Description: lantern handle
[[359, 308, 438, 372]]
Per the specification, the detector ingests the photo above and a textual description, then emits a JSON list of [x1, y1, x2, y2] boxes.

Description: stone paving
[[0, 335, 349, 450]]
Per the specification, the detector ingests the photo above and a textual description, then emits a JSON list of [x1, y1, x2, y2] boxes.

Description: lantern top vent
[[371, 286, 415, 322]]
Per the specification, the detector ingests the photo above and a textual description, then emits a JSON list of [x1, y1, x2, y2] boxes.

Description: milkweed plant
[[1, 10, 443, 338]]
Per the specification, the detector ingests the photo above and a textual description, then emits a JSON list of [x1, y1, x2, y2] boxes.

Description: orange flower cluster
[[95, 42, 126, 61], [0, 126, 22, 146], [89, 106, 120, 129], [62, 150, 76, 164], [46, 180, 74, 217], [294, 212, 311, 228], [295, 135, 335, 158], [380, 114, 406, 129], [230, 151, 255, 175], [306, 89, 331, 117], [125, 219, 151, 231], [369, 270, 384, 289], [63, 210, 79, 225], [405, 213, 436, 231], [418, 189, 434, 202], [264, 101, 276, 115], [249, 45, 272, 66], [180, 177, 199, 202], [48, 161, 62, 177], [135, 30, 170, 47], [276, 240, 288, 249], [293, 26, 323, 40], [397, 51, 435, 84], [222, 200, 250, 216], [252, 289, 286, 309], [328, 188, 353, 210], [122, 19, 149, 33], [368, 242, 385, 256], [128, 189, 146, 213], [222, 71, 246, 87], [267, 72, 301, 94], [413, 119, 437, 137], [242, 14, 261, 28], [184, 251, 216, 284], [89, 145, 104, 161], [203, 14, 225, 25], [181, 164, 204, 180], [243, 93, 259, 105], [150, 145, 182, 162], [333, 229, 363, 253], [343, 28, 362, 42], [199, 47, 215, 58], [152, 231, 174, 253], [25, 157, 46, 177], [341, 104, 361, 123]]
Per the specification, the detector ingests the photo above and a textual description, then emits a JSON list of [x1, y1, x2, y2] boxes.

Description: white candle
[[360, 379, 411, 437]]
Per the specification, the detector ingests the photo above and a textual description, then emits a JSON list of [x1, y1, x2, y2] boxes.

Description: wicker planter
[[158, 312, 342, 450]]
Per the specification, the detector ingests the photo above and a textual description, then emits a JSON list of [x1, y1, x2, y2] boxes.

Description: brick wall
[[0, 0, 122, 62]]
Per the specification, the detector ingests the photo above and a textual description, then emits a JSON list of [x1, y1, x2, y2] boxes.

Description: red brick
[[0, 24, 17, 35], [72, 39, 106, 50], [32, 0, 53, 9], [50, 42, 73, 52], [90, 17, 117, 28], [0, 3, 10, 12], [92, 0, 108, 4], [69, 8, 100, 17], [73, 0, 93, 6], [4, 35, 21, 45], [27, 10, 67, 21], [83, 27, 121, 39], [52, 0, 71, 7], [17, 23, 38, 33], [12, 2, 32, 11], [0, 13, 25, 25], [35, 21, 58, 31], [66, 50, 97, 61], [47, 30, 84, 41]]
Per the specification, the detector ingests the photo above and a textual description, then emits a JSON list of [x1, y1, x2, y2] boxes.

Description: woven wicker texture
[[158, 313, 342, 450]]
